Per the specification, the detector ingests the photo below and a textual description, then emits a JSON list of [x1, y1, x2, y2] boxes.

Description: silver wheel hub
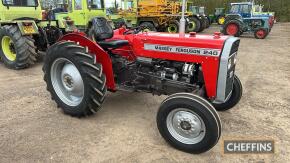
[[51, 58, 84, 106], [167, 108, 206, 144]]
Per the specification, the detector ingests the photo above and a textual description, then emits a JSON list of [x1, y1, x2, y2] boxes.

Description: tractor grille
[[230, 39, 240, 57], [225, 40, 240, 99]]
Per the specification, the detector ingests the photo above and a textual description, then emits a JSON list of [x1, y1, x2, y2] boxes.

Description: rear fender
[[60, 33, 116, 91], [0, 21, 39, 35]]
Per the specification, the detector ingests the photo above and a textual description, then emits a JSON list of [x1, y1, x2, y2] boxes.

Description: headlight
[[228, 59, 232, 70]]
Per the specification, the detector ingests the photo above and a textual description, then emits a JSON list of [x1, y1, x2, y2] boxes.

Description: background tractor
[[209, 8, 226, 25], [186, 4, 210, 32], [108, 0, 186, 33], [228, 2, 274, 28], [221, 2, 271, 39], [108, 0, 202, 33], [49, 0, 108, 32], [0, 0, 73, 69]]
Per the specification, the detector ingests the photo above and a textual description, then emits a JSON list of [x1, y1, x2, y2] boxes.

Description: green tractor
[[0, 0, 73, 69], [186, 4, 209, 32], [209, 8, 226, 25], [52, 0, 107, 31]]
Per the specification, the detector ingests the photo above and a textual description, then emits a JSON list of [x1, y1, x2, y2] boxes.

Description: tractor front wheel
[[254, 29, 268, 39], [43, 41, 107, 117], [217, 16, 226, 25], [0, 25, 37, 69], [157, 93, 221, 153], [212, 75, 243, 111]]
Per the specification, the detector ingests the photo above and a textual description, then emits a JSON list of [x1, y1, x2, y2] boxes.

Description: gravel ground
[[0, 23, 289, 163]]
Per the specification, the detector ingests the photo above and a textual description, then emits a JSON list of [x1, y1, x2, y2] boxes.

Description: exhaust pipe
[[179, 0, 186, 37]]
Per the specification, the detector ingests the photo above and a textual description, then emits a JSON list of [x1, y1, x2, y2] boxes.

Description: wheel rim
[[50, 58, 84, 106], [168, 24, 178, 33], [218, 17, 225, 24], [187, 21, 196, 31], [142, 27, 151, 32], [256, 30, 265, 39], [1, 36, 16, 61], [226, 24, 238, 35], [166, 108, 206, 144]]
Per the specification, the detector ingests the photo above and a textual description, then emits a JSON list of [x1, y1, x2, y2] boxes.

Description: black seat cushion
[[98, 40, 129, 49], [90, 17, 113, 41]]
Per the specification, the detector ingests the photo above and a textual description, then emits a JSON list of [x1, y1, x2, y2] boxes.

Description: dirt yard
[[0, 23, 289, 163]]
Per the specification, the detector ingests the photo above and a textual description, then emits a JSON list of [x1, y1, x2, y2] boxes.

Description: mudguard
[[60, 33, 116, 91]]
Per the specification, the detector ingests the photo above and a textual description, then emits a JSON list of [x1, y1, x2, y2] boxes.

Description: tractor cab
[[215, 8, 225, 16], [0, 0, 42, 20], [188, 5, 200, 16], [229, 2, 252, 18], [58, 0, 106, 30], [199, 7, 205, 15]]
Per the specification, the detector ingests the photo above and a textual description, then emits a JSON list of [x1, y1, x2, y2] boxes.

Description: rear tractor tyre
[[212, 75, 243, 111], [43, 41, 107, 117], [254, 29, 268, 39], [198, 17, 207, 32], [187, 17, 201, 32], [157, 93, 221, 154], [0, 25, 37, 69], [139, 22, 157, 32], [167, 20, 179, 33], [223, 20, 241, 37], [205, 18, 210, 28]]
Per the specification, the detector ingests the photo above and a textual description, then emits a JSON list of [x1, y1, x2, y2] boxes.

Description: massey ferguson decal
[[144, 44, 221, 57]]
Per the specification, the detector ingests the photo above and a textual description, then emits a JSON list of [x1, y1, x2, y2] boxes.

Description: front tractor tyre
[[157, 93, 221, 154], [254, 28, 268, 39], [0, 25, 37, 69], [43, 41, 107, 117], [217, 16, 226, 25], [212, 75, 243, 111]]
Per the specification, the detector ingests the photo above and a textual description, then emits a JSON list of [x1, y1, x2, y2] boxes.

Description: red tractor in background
[[43, 16, 243, 153]]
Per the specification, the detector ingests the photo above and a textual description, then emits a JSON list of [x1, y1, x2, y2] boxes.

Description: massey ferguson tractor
[[43, 1, 243, 154]]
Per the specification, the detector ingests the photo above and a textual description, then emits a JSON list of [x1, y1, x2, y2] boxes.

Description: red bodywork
[[60, 29, 229, 99]]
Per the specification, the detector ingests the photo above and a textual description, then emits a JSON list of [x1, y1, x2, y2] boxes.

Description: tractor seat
[[98, 40, 129, 49], [90, 17, 129, 49]]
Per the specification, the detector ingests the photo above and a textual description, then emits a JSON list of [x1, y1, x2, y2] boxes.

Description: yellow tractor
[[109, 0, 193, 33]]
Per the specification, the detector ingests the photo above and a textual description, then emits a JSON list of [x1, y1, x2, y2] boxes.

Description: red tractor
[[43, 17, 242, 153]]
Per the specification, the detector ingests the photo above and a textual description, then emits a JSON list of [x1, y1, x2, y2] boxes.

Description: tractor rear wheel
[[157, 93, 221, 154], [212, 75, 243, 111], [224, 20, 241, 37], [254, 29, 268, 39], [43, 41, 107, 117], [198, 17, 207, 32], [0, 25, 37, 69], [205, 17, 210, 28], [139, 22, 157, 32], [187, 17, 201, 32], [167, 20, 179, 33]]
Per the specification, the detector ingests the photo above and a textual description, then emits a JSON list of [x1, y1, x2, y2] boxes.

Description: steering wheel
[[123, 26, 145, 35]]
